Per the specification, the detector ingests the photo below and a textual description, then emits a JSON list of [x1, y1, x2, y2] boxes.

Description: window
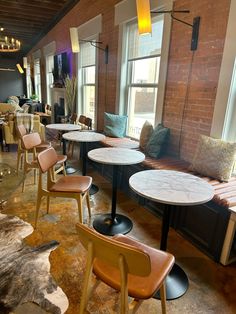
[[120, 15, 164, 138], [45, 54, 54, 104], [34, 58, 41, 102], [78, 41, 96, 125], [26, 64, 32, 98]]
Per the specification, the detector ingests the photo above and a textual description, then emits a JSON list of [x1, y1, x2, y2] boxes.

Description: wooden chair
[[76, 223, 175, 314], [21, 132, 67, 192], [16, 124, 51, 174], [36, 147, 92, 228], [78, 115, 86, 129]]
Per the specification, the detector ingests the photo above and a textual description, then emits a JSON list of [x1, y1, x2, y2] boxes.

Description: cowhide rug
[[0, 213, 69, 314]]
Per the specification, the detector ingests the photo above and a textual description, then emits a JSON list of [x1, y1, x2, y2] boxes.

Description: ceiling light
[[0, 28, 21, 52]]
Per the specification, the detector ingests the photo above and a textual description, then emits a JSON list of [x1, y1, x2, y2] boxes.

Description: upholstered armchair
[[3, 114, 45, 145]]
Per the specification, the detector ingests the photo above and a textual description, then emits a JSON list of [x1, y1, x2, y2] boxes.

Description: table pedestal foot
[[89, 184, 99, 195], [65, 166, 77, 174], [93, 213, 133, 236], [154, 263, 189, 300]]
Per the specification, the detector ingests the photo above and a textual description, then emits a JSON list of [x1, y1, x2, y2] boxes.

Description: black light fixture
[[151, 9, 201, 51]]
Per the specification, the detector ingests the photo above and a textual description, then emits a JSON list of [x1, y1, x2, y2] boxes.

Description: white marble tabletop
[[129, 170, 214, 206], [104, 139, 139, 149], [88, 147, 145, 166], [46, 124, 81, 131], [62, 131, 105, 142]]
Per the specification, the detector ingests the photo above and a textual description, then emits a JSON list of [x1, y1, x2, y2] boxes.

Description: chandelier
[[0, 27, 21, 52]]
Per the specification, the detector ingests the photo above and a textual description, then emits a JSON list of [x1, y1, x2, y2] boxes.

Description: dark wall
[[0, 56, 25, 102]]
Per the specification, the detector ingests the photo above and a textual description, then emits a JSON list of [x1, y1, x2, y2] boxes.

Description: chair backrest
[[84, 117, 92, 129], [37, 147, 59, 173], [21, 132, 42, 150], [78, 115, 86, 124], [70, 113, 78, 124], [76, 223, 151, 277], [16, 124, 27, 138]]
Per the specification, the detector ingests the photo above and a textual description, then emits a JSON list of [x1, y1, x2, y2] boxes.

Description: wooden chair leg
[[77, 195, 83, 223], [62, 163, 66, 176], [79, 244, 93, 314], [46, 196, 50, 214], [160, 282, 167, 314], [86, 192, 91, 217]]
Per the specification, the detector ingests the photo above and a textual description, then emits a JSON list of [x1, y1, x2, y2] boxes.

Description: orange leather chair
[[36, 147, 92, 228], [21, 132, 67, 192], [76, 223, 175, 314]]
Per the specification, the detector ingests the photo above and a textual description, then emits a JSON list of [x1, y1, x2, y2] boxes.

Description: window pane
[[131, 57, 160, 84], [127, 87, 157, 138], [83, 85, 95, 120], [81, 42, 96, 67], [84, 66, 95, 84], [128, 15, 164, 59]]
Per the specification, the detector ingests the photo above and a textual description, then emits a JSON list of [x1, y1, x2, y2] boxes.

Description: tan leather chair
[[16, 124, 51, 174], [36, 147, 92, 228], [76, 223, 175, 314], [21, 133, 67, 192]]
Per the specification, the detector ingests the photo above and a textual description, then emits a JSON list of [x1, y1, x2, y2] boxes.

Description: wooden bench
[[88, 136, 236, 265]]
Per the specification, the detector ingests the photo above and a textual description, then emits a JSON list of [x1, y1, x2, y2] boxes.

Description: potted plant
[[64, 75, 77, 115]]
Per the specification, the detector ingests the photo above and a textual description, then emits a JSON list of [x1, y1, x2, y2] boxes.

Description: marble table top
[[62, 131, 105, 142], [88, 147, 145, 166], [129, 170, 214, 206], [46, 123, 81, 131]]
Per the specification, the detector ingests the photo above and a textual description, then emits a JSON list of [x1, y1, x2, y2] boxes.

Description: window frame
[[118, 13, 170, 139]]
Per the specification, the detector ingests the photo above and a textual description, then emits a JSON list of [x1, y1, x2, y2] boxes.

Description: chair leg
[[62, 162, 66, 176], [16, 151, 21, 174], [160, 282, 167, 314], [33, 168, 37, 185], [77, 195, 83, 223], [79, 244, 93, 314], [86, 192, 91, 217]]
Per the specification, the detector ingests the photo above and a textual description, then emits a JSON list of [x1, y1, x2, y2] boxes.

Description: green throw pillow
[[146, 124, 170, 158], [104, 112, 127, 138]]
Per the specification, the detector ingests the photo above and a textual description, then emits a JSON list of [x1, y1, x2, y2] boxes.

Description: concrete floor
[[0, 144, 236, 314]]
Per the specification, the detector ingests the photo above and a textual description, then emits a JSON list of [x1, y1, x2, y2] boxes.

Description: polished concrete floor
[[0, 144, 236, 314]]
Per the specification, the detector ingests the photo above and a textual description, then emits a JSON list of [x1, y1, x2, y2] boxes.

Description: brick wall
[[163, 0, 231, 161], [28, 0, 231, 162]]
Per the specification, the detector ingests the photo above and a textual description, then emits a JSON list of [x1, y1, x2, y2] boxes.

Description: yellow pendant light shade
[[70, 27, 80, 53], [16, 63, 24, 74], [136, 0, 152, 35]]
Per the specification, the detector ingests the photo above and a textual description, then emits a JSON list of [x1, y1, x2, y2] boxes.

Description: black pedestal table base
[[154, 263, 189, 300], [93, 213, 133, 236], [89, 183, 99, 195]]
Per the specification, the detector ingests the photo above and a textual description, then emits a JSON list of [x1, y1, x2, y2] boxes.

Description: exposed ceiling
[[0, 0, 80, 60]]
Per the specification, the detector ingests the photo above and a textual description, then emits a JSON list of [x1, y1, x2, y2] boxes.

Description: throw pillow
[[104, 112, 127, 138], [139, 121, 154, 151], [146, 124, 170, 158], [190, 135, 236, 182]]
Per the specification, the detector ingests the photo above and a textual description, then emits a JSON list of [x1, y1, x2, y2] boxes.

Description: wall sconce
[[23, 57, 27, 69], [16, 63, 24, 74], [69, 27, 109, 64], [70, 27, 80, 53], [150, 9, 201, 51], [136, 0, 152, 35]]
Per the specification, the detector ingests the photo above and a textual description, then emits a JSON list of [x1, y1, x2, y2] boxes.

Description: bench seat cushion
[[98, 136, 236, 211]]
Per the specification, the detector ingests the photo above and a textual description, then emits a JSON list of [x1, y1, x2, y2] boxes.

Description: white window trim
[[76, 15, 102, 128], [116, 0, 173, 130], [211, 0, 236, 139]]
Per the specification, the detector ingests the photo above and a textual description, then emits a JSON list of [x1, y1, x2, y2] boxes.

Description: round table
[[129, 169, 214, 300], [62, 131, 105, 195], [88, 147, 145, 235], [46, 124, 81, 174]]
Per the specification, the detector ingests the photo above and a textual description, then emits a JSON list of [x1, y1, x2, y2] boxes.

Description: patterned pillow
[[146, 124, 170, 158], [139, 121, 153, 151], [191, 135, 236, 182], [104, 112, 127, 138]]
